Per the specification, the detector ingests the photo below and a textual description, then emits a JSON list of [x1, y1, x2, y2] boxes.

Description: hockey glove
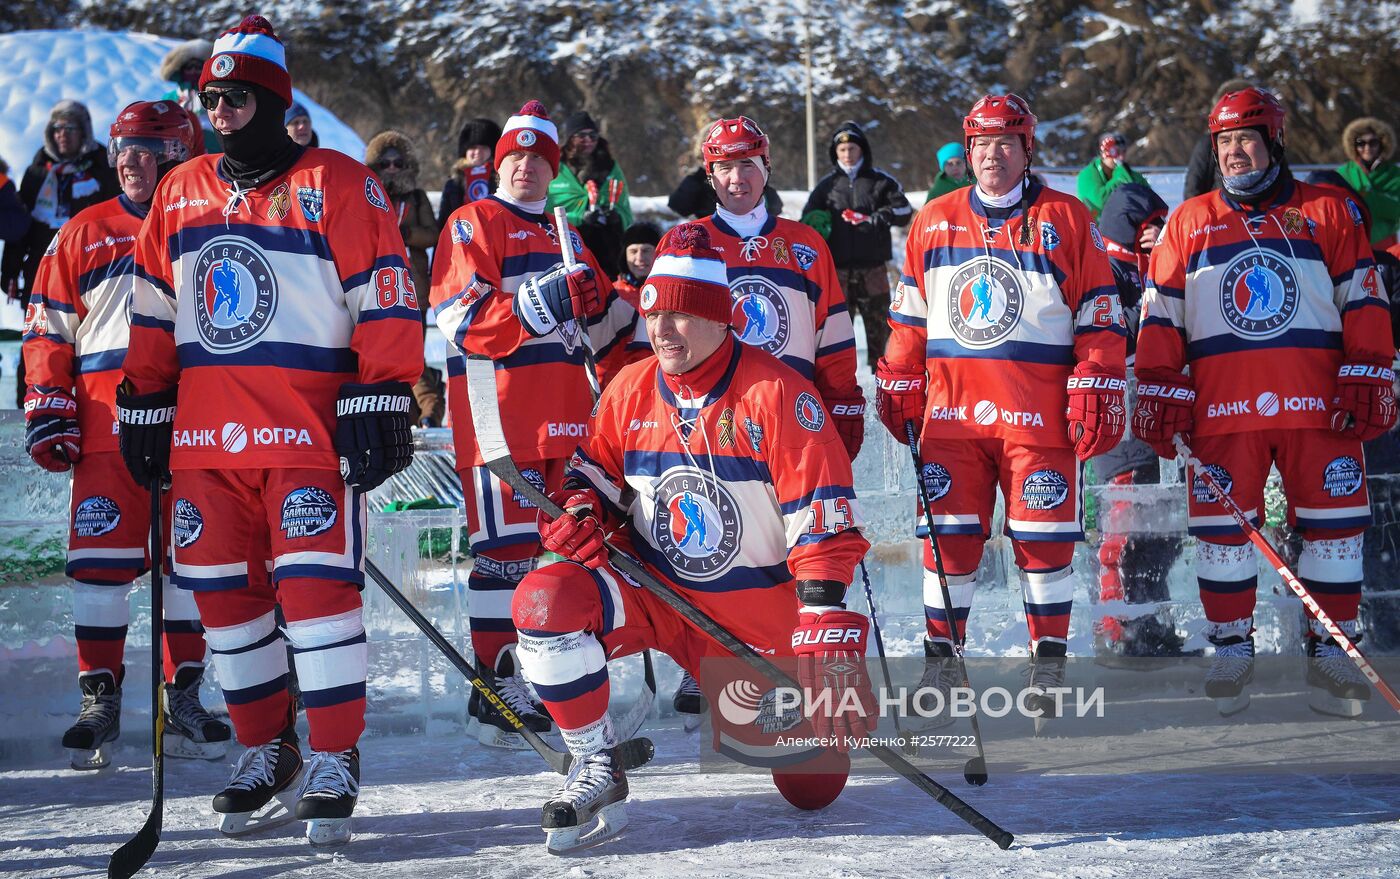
[[1065, 362, 1127, 461], [24, 385, 80, 472], [825, 392, 866, 462], [874, 357, 927, 444], [841, 209, 873, 225], [537, 487, 608, 569], [792, 601, 877, 752], [1131, 371, 1195, 460], [1330, 362, 1397, 441], [335, 381, 415, 492], [116, 380, 176, 488], [513, 262, 603, 337]]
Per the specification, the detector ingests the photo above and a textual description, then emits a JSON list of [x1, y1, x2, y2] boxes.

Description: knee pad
[[203, 610, 289, 699], [772, 750, 850, 810], [162, 580, 200, 620], [1194, 539, 1256, 583], [1298, 535, 1364, 585], [512, 562, 603, 633], [71, 582, 131, 628]]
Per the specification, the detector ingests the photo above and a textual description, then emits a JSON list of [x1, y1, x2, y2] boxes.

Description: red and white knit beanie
[[200, 15, 293, 107], [496, 101, 560, 175], [639, 224, 732, 325]]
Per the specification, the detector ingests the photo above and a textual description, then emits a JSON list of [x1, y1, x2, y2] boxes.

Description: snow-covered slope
[[0, 30, 365, 172]]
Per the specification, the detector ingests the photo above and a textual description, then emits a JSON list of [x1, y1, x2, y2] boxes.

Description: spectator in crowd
[[1338, 117, 1400, 250], [670, 121, 783, 219], [366, 129, 443, 425], [548, 111, 632, 280], [595, 220, 662, 387], [158, 39, 221, 154], [285, 101, 318, 148], [1077, 132, 1150, 219], [3, 100, 118, 310], [438, 117, 501, 225], [925, 141, 972, 203], [0, 157, 31, 245], [800, 121, 912, 369], [1183, 78, 1254, 201]]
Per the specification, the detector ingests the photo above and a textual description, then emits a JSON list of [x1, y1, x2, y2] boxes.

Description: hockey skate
[[1024, 642, 1067, 736], [1307, 638, 1371, 718], [905, 638, 958, 731], [543, 745, 629, 855], [163, 666, 232, 760], [1204, 636, 1254, 717], [1093, 614, 1203, 670], [296, 747, 360, 846], [672, 670, 708, 732], [63, 671, 121, 771], [213, 723, 303, 836], [470, 647, 552, 750]]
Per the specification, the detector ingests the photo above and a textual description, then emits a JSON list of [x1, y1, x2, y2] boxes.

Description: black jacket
[[801, 122, 912, 268], [1183, 134, 1219, 202], [668, 166, 783, 219]]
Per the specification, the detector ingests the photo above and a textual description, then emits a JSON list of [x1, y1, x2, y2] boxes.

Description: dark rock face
[[12, 0, 1398, 194]]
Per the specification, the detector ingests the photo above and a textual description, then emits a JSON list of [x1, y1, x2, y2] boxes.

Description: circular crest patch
[[639, 283, 658, 310], [517, 129, 537, 147], [468, 178, 490, 201], [921, 462, 953, 502], [652, 471, 742, 581], [193, 237, 277, 352], [794, 392, 827, 432], [1191, 463, 1233, 505], [74, 496, 121, 538], [281, 487, 339, 539], [946, 259, 1024, 349], [173, 498, 204, 548], [730, 275, 790, 354], [1323, 456, 1363, 498], [1219, 252, 1299, 339], [210, 54, 236, 78], [1021, 469, 1069, 510]]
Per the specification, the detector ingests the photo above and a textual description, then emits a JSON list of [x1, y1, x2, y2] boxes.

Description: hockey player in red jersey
[[430, 100, 635, 749], [118, 16, 424, 845], [1134, 87, 1396, 717], [22, 100, 230, 771], [509, 224, 873, 852], [877, 94, 1127, 727]]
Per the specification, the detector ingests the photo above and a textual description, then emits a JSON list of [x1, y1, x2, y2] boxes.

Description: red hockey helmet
[[1208, 87, 1285, 143], [963, 93, 1037, 157], [702, 116, 770, 173], [108, 100, 201, 166]]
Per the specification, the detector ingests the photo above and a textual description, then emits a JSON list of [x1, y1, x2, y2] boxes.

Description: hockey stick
[[1173, 435, 1400, 714], [553, 206, 602, 404], [906, 421, 990, 786], [363, 558, 655, 772], [855, 560, 913, 757], [467, 354, 1013, 849], [107, 479, 166, 879]]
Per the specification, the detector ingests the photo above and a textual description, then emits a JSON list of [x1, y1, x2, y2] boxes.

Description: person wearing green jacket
[[546, 111, 632, 280], [1077, 132, 1149, 219], [924, 141, 972, 203], [1338, 117, 1400, 247]]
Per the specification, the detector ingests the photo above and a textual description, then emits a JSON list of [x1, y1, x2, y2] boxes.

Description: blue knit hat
[[936, 142, 964, 167], [284, 101, 310, 125]]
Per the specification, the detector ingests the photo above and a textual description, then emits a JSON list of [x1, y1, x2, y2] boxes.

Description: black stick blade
[[964, 757, 989, 787], [107, 810, 161, 879]]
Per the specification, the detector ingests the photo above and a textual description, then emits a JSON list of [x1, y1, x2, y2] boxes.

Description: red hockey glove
[[1131, 372, 1194, 460], [1065, 362, 1127, 461], [826, 392, 866, 461], [538, 487, 608, 568], [1330, 363, 1398, 441], [841, 209, 872, 225], [792, 606, 876, 751], [23, 386, 80, 472], [875, 357, 926, 444]]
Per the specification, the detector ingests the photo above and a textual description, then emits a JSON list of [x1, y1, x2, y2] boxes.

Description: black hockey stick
[[364, 559, 654, 773], [467, 354, 1013, 848], [107, 479, 166, 879], [906, 420, 990, 786], [856, 560, 914, 757]]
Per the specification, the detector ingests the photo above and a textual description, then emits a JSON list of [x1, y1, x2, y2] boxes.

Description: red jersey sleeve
[[22, 225, 83, 394], [125, 180, 182, 393], [1136, 207, 1192, 381], [886, 215, 929, 366], [430, 205, 532, 361], [1320, 192, 1396, 364], [1064, 206, 1127, 373]]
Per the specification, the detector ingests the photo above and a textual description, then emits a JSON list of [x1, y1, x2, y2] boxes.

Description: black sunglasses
[[377, 158, 406, 170], [1355, 137, 1382, 149], [198, 87, 252, 110]]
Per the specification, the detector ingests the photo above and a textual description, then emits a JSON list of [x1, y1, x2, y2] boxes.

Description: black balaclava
[[211, 82, 304, 188]]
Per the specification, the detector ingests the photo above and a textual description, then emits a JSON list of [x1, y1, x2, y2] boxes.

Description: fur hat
[[560, 111, 600, 144], [200, 15, 293, 107], [160, 39, 214, 84], [45, 100, 96, 160], [1343, 117, 1395, 166], [458, 118, 503, 158], [639, 224, 731, 325], [496, 101, 559, 175], [365, 129, 421, 194]]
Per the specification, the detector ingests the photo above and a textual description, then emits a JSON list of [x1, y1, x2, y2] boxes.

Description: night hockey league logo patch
[[364, 176, 389, 211], [652, 471, 742, 581], [1219, 252, 1299, 338], [297, 186, 324, 223], [193, 237, 278, 352], [74, 496, 121, 538], [730, 276, 790, 354], [210, 54, 235, 78], [173, 498, 204, 548], [451, 218, 474, 246], [794, 392, 826, 432], [640, 283, 658, 310], [1323, 456, 1364, 498], [947, 260, 1024, 349], [1021, 469, 1069, 510], [281, 487, 339, 539], [468, 178, 490, 201], [1192, 463, 1232, 505], [921, 461, 953, 502], [514, 468, 547, 509]]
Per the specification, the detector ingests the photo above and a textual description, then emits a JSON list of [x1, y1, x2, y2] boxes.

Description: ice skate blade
[[164, 732, 228, 761], [306, 817, 352, 847], [682, 710, 707, 733], [1308, 689, 1365, 718], [477, 724, 534, 751], [545, 801, 628, 855], [217, 789, 300, 836], [1033, 714, 1054, 737], [69, 743, 114, 771], [1215, 693, 1250, 717]]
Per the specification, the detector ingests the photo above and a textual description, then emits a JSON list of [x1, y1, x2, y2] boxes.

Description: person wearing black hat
[[547, 110, 633, 280], [438, 117, 502, 226]]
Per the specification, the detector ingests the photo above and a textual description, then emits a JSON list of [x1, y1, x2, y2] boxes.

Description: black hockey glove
[[115, 380, 177, 489], [335, 381, 415, 492]]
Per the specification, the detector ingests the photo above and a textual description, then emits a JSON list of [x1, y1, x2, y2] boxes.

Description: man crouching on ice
[[511, 223, 876, 853]]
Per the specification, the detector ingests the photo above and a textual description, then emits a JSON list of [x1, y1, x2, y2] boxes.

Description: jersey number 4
[[808, 497, 853, 535], [375, 267, 419, 310]]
